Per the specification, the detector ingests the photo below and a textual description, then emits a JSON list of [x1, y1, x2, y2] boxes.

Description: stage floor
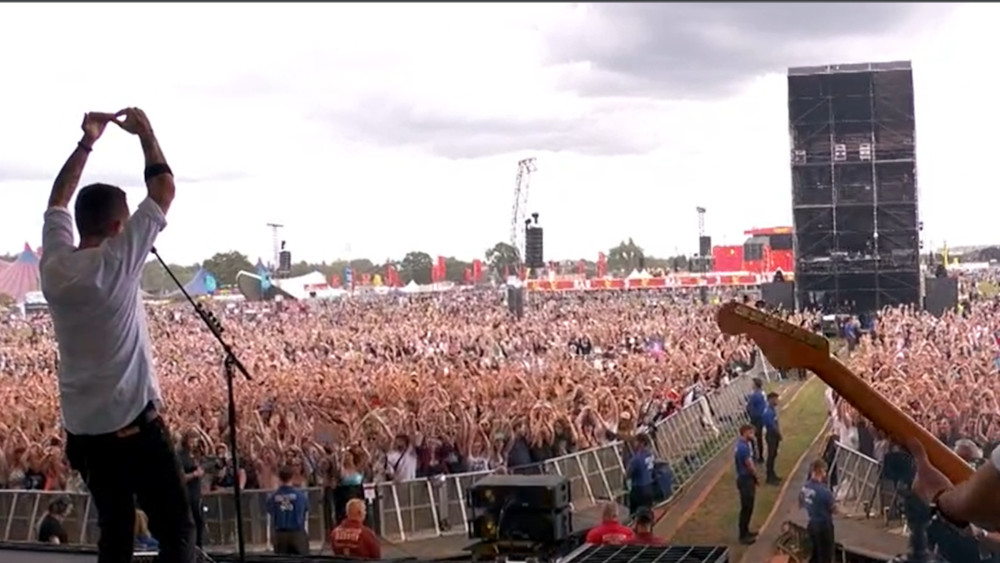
[[0, 549, 113, 562], [789, 512, 908, 559]]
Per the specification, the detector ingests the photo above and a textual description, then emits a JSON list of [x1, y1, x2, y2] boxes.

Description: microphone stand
[[153, 248, 252, 563]]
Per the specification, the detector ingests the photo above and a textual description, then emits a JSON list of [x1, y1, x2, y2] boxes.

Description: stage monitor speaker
[[468, 474, 572, 544], [469, 474, 571, 512], [506, 286, 525, 319], [525, 226, 544, 269], [760, 281, 795, 311], [699, 236, 712, 257], [278, 250, 292, 272], [924, 276, 958, 317]]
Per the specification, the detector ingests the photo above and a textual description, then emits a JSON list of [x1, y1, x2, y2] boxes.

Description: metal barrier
[[0, 363, 772, 547], [830, 442, 882, 518]]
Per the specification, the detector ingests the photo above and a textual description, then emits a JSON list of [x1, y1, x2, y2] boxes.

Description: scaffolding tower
[[788, 61, 921, 312]]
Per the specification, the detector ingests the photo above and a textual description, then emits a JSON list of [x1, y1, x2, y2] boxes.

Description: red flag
[[464, 268, 472, 284], [331, 275, 341, 288], [577, 260, 585, 276], [361, 272, 372, 286], [597, 252, 607, 278], [472, 259, 483, 282], [434, 256, 446, 282]]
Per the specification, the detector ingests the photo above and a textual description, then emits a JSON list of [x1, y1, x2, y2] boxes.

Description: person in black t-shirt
[[178, 432, 206, 548], [37, 498, 70, 544]]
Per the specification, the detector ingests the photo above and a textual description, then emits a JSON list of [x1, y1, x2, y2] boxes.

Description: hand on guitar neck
[[717, 302, 1000, 531]]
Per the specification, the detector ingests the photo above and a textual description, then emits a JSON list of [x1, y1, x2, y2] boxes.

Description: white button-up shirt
[[40, 197, 167, 435]]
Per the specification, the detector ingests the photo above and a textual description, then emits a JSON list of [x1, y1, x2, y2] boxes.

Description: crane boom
[[510, 158, 537, 262]]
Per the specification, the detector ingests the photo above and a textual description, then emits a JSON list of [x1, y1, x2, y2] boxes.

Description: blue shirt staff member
[[626, 434, 655, 515], [734, 424, 759, 545], [746, 378, 766, 464], [762, 392, 782, 485], [266, 466, 309, 555], [40, 109, 195, 563], [799, 459, 836, 563]]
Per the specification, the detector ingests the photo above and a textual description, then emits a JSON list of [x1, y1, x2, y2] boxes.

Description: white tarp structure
[[275, 271, 331, 299], [401, 280, 421, 294]]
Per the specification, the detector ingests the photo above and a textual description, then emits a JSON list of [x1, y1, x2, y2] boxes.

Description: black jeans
[[65, 406, 196, 563], [273, 530, 309, 555], [323, 485, 337, 532], [765, 433, 780, 480], [750, 418, 764, 462], [807, 521, 835, 563], [628, 484, 654, 516], [189, 496, 204, 548], [736, 475, 756, 538]]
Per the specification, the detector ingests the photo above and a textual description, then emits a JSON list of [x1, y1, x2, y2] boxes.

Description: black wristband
[[77, 142, 92, 153], [144, 163, 173, 182], [930, 489, 969, 530]]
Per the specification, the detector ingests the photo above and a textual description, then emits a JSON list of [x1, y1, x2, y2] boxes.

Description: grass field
[[669, 375, 829, 553]]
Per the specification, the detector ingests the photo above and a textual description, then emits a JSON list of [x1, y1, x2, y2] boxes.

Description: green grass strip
[[670, 376, 829, 546]]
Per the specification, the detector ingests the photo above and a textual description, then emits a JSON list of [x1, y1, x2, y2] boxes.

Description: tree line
[[1, 240, 692, 295]]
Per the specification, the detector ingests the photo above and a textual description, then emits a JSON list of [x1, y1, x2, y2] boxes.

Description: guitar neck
[[814, 356, 974, 485]]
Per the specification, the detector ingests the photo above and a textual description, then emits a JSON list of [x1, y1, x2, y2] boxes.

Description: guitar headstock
[[717, 302, 830, 371]]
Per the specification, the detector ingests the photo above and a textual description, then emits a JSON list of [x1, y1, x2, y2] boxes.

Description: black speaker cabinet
[[468, 474, 570, 511], [924, 276, 958, 317], [699, 236, 712, 257], [525, 226, 545, 269]]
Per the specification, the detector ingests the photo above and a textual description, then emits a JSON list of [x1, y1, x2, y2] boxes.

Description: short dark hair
[[278, 465, 295, 483], [49, 498, 70, 516], [634, 507, 655, 525], [74, 183, 128, 238], [767, 392, 779, 400], [634, 433, 651, 448], [739, 424, 754, 435], [810, 459, 828, 474]]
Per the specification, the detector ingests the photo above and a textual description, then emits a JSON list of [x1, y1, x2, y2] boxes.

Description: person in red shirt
[[630, 507, 666, 545], [585, 502, 635, 545], [329, 498, 381, 559]]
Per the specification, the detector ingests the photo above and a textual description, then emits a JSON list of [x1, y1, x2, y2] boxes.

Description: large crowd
[[0, 288, 761, 494], [831, 269, 1000, 468], [4, 273, 1000, 498]]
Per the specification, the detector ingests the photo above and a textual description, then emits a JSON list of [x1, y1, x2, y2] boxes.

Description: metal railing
[[830, 442, 883, 519], [0, 360, 770, 548]]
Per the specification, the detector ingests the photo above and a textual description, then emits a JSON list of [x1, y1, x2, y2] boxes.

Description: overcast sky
[[0, 3, 990, 264]]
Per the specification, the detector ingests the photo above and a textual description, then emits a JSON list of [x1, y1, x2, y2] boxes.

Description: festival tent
[[176, 267, 219, 297], [401, 280, 421, 294], [274, 271, 328, 299], [0, 244, 40, 302], [235, 270, 297, 301]]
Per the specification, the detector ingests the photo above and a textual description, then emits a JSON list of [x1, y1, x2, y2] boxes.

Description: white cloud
[[0, 3, 994, 265]]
